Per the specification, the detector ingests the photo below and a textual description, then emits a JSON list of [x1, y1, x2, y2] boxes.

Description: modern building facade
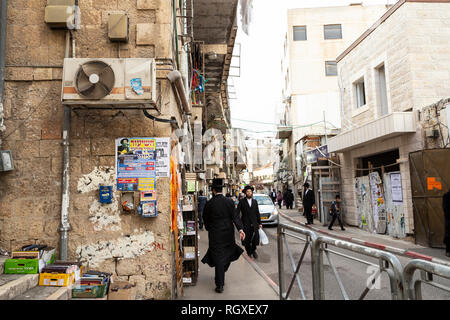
[[329, 0, 450, 240]]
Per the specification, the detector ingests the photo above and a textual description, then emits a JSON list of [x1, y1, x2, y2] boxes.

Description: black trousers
[[244, 228, 258, 256], [198, 210, 204, 228], [215, 262, 230, 287], [305, 208, 313, 224], [277, 200, 282, 208], [286, 202, 293, 209], [329, 213, 344, 229]]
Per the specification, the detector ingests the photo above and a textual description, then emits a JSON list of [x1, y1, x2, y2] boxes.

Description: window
[[354, 78, 366, 108], [293, 26, 307, 41], [325, 61, 337, 76], [324, 24, 342, 39], [375, 64, 388, 116]]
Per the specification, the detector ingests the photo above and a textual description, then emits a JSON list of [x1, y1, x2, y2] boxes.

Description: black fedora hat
[[210, 178, 224, 188], [242, 185, 254, 193]]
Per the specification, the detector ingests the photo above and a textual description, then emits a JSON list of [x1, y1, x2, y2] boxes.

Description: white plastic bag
[[259, 228, 269, 245]]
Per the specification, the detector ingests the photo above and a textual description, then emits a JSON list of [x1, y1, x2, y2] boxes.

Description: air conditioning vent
[[62, 58, 156, 107], [75, 60, 115, 99]]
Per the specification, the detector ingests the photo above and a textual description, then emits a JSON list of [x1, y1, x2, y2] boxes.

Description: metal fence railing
[[277, 222, 450, 300]]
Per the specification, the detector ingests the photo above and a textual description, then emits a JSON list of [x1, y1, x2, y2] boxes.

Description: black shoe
[[252, 252, 258, 259], [328, 227, 333, 230], [341, 228, 346, 231], [215, 286, 224, 293]]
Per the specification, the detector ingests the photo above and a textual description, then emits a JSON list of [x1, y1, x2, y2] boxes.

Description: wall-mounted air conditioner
[[62, 58, 156, 107]]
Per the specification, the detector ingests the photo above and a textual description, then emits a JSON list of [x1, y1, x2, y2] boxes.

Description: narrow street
[[248, 209, 450, 300]]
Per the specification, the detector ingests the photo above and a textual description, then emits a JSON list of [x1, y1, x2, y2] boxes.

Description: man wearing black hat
[[236, 185, 262, 259], [303, 182, 315, 225], [201, 179, 246, 293]]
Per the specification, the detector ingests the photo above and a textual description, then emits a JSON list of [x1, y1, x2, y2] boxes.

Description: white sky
[[229, 0, 395, 139]]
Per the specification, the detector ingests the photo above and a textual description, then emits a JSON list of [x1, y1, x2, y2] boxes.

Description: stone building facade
[[0, 0, 188, 299], [329, 0, 450, 237]]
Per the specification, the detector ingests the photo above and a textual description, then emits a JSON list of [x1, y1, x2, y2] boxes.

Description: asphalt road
[[252, 215, 450, 300]]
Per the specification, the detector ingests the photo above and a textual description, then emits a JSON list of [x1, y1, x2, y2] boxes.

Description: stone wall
[[0, 0, 182, 299]]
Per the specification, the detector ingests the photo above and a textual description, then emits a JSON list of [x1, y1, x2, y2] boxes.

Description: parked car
[[253, 194, 279, 226]]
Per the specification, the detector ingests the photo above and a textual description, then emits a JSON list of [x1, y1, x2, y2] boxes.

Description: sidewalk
[[279, 208, 450, 265], [180, 228, 279, 300]]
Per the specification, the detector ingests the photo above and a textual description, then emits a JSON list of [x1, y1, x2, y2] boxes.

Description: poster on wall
[[369, 171, 387, 234], [116, 137, 170, 191], [389, 172, 403, 203]]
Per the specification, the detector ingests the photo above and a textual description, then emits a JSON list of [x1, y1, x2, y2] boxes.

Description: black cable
[[142, 109, 177, 124]]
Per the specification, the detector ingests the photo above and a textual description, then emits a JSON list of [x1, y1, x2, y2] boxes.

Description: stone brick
[[137, 0, 157, 10], [5, 67, 34, 81], [14, 141, 40, 159], [39, 140, 62, 158], [33, 68, 53, 81], [117, 258, 142, 276], [91, 138, 115, 156], [41, 120, 62, 140]]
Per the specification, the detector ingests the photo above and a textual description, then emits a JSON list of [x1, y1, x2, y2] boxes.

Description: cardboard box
[[107, 281, 136, 300], [39, 272, 74, 287], [72, 284, 107, 299], [184, 247, 196, 260]]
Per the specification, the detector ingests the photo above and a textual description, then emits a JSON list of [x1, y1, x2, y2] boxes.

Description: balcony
[[277, 125, 292, 139], [328, 112, 416, 153]]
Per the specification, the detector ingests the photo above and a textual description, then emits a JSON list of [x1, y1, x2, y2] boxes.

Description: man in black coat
[[236, 185, 262, 259], [201, 179, 245, 293], [443, 189, 450, 257], [303, 182, 315, 225]]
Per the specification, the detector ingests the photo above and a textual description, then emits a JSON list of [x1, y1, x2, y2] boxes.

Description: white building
[[328, 0, 450, 240]]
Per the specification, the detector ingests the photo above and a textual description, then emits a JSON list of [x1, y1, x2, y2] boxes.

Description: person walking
[[201, 179, 246, 293], [443, 189, 450, 257], [276, 191, 283, 209], [197, 190, 207, 230], [303, 183, 315, 225], [269, 189, 277, 204], [236, 185, 262, 259], [328, 195, 345, 231]]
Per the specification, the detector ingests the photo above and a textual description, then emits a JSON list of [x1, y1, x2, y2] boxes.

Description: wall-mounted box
[[45, 0, 78, 29], [108, 13, 129, 42], [0, 150, 14, 171]]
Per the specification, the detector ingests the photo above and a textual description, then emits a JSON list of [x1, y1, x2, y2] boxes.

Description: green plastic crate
[[4, 259, 40, 274]]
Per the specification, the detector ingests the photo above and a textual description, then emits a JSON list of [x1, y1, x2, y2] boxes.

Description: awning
[[328, 112, 416, 153]]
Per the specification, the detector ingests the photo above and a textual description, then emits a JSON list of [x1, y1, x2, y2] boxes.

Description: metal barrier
[[403, 259, 450, 300], [277, 222, 408, 300]]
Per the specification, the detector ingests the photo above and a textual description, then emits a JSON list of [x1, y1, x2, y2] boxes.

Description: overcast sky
[[229, 0, 394, 139]]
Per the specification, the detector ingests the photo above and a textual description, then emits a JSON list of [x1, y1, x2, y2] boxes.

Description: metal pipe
[[167, 70, 191, 114], [59, 31, 72, 261], [277, 224, 285, 300], [0, 0, 7, 106]]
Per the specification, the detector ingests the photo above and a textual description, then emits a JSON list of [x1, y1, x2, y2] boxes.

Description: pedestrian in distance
[[201, 179, 246, 293], [269, 189, 277, 204], [276, 191, 283, 209], [328, 195, 345, 231], [197, 190, 207, 230], [286, 189, 294, 209], [236, 185, 262, 259], [303, 182, 315, 225], [443, 189, 450, 257]]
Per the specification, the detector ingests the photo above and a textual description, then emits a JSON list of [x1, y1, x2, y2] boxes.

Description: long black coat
[[201, 194, 244, 268], [236, 198, 261, 249], [443, 190, 450, 244], [303, 189, 315, 210]]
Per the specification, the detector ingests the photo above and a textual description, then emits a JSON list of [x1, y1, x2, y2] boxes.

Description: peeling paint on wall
[[77, 166, 122, 231], [76, 230, 156, 268]]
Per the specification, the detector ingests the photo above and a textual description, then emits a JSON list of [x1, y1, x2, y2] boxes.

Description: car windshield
[[254, 196, 273, 205]]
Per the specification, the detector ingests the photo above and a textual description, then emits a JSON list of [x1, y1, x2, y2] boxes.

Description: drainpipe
[[0, 0, 8, 146], [167, 70, 191, 114], [59, 31, 72, 261]]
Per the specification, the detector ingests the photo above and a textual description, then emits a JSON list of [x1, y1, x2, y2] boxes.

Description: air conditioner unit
[[206, 168, 214, 180], [62, 58, 156, 107]]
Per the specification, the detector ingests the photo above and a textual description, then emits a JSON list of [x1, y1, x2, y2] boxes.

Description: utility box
[[0, 150, 14, 172], [45, 0, 78, 29], [108, 13, 129, 42]]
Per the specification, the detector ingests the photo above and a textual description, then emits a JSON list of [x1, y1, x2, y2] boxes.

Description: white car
[[253, 194, 279, 226]]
